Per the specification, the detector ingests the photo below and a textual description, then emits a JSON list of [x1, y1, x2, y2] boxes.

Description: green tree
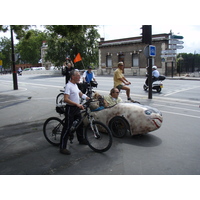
[[16, 29, 48, 64], [0, 37, 12, 68], [45, 25, 100, 68]]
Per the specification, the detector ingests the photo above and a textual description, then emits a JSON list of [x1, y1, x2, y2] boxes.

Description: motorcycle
[[143, 74, 166, 93]]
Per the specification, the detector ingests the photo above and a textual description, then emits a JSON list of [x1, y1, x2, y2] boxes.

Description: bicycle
[[43, 99, 112, 153], [56, 81, 98, 105]]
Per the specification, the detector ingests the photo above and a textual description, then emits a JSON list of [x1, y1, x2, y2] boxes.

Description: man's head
[[110, 88, 120, 98], [70, 70, 80, 83], [152, 66, 157, 70], [87, 66, 92, 71], [118, 62, 124, 70]]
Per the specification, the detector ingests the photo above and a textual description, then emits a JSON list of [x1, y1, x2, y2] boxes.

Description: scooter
[[143, 75, 165, 93]]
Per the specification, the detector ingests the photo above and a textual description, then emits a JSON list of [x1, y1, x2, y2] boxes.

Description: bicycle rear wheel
[[43, 117, 63, 146], [85, 121, 112, 153], [56, 93, 64, 105]]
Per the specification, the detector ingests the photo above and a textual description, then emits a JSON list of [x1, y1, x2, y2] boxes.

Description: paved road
[[0, 74, 200, 175]]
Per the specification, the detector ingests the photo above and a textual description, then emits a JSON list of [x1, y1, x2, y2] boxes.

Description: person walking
[[60, 70, 90, 155]]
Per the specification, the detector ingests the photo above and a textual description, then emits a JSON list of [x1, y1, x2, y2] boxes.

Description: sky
[[97, 25, 200, 54], [1, 25, 199, 55]]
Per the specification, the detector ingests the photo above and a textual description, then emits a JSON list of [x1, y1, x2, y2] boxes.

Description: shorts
[[116, 84, 124, 90]]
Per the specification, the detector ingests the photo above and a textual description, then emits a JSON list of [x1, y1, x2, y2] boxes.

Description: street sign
[[149, 45, 156, 57], [170, 40, 184, 45], [161, 54, 176, 58], [171, 35, 184, 39], [169, 45, 184, 49], [161, 50, 176, 54]]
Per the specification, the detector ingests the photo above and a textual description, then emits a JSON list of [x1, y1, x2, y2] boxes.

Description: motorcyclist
[[145, 66, 160, 87]]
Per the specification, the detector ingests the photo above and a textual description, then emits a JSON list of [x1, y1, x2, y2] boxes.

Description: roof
[[99, 33, 170, 48]]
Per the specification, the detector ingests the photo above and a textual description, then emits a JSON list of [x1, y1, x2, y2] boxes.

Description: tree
[[16, 29, 48, 65], [45, 25, 100, 68], [177, 53, 200, 73], [0, 25, 32, 90], [0, 36, 12, 68]]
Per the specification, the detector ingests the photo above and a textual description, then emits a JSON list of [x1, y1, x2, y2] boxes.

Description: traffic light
[[141, 25, 151, 44]]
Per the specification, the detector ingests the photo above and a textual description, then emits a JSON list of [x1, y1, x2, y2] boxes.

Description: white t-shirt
[[64, 81, 80, 105]]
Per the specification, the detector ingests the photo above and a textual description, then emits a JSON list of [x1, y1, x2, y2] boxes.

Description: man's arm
[[64, 94, 84, 109]]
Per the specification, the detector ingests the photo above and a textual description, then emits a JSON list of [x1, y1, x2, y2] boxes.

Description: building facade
[[98, 33, 170, 76]]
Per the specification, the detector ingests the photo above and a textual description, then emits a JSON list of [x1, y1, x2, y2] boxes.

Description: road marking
[[153, 103, 200, 113], [162, 110, 200, 119], [164, 86, 200, 97]]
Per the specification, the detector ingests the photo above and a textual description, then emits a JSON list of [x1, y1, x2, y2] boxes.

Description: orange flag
[[74, 53, 82, 63]]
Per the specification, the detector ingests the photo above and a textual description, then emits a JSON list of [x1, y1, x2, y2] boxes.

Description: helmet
[[152, 66, 157, 69]]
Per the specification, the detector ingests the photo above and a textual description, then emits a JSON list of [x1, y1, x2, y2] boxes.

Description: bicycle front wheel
[[85, 121, 112, 153], [56, 93, 64, 105], [43, 117, 63, 146]]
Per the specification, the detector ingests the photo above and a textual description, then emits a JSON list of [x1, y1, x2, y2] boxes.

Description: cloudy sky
[[1, 25, 199, 55], [97, 25, 200, 54]]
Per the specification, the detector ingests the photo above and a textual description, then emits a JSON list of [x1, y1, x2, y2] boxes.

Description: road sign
[[171, 35, 184, 39], [149, 45, 156, 57], [169, 45, 184, 49], [161, 50, 176, 54], [170, 40, 184, 45], [161, 54, 176, 58]]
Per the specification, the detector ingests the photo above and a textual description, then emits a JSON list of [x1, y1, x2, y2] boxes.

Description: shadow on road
[[115, 133, 162, 147]]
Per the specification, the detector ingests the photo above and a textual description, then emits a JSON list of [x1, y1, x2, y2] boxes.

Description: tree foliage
[[0, 37, 12, 68], [15, 29, 48, 64], [177, 53, 200, 73], [45, 25, 100, 68], [0, 25, 100, 69]]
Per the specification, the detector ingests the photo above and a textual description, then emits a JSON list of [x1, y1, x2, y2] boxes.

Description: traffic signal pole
[[142, 25, 152, 99], [10, 27, 18, 90]]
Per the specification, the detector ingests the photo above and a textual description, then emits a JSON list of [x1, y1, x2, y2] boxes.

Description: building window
[[132, 54, 139, 67], [118, 53, 125, 63], [106, 55, 112, 68]]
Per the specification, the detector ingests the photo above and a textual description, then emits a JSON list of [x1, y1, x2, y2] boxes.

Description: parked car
[[85, 102, 163, 137], [31, 67, 46, 70], [23, 68, 31, 71]]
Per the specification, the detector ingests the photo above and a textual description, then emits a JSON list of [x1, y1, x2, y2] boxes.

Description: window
[[132, 54, 139, 67], [118, 53, 125, 63], [106, 55, 112, 68]]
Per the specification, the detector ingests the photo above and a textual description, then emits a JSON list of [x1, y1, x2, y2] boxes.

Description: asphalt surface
[[1, 74, 200, 176]]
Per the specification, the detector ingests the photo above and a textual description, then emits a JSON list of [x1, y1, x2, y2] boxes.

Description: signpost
[[170, 40, 184, 45], [161, 50, 176, 54], [160, 33, 184, 78], [161, 54, 176, 58]]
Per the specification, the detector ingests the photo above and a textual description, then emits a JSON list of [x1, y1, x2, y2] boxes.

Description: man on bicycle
[[82, 66, 96, 83], [60, 70, 90, 155]]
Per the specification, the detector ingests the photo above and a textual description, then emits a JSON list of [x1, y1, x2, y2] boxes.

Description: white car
[[87, 102, 163, 137]]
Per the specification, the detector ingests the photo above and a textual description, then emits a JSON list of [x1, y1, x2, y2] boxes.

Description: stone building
[[98, 33, 171, 76]]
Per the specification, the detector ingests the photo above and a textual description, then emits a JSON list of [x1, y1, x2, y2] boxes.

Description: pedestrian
[[60, 70, 90, 155], [104, 88, 123, 107], [62, 58, 74, 84], [82, 66, 96, 83], [113, 62, 136, 102]]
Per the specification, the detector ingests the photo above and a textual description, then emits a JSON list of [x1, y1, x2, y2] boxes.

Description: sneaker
[[79, 139, 88, 145], [127, 98, 140, 104], [60, 149, 71, 155]]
